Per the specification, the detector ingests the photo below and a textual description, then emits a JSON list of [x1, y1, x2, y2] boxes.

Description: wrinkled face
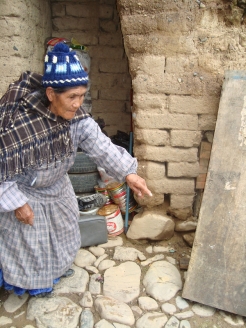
[[46, 86, 87, 120]]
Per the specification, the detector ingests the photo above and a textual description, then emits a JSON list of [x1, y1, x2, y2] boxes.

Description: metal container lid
[[97, 204, 119, 216]]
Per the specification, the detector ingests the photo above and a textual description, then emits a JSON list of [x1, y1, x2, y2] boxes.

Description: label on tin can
[[107, 207, 123, 235], [98, 205, 123, 236]]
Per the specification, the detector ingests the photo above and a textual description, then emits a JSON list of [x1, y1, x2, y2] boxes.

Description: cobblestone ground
[[0, 232, 245, 328]]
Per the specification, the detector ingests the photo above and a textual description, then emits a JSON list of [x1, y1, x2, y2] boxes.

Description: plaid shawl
[[0, 71, 89, 182]]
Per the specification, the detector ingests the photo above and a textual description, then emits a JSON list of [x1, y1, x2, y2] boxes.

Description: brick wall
[[51, 0, 132, 137], [117, 0, 246, 219], [0, 0, 52, 96]]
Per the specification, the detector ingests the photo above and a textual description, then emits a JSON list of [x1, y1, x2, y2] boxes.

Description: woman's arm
[[77, 118, 152, 198], [0, 181, 34, 225], [77, 118, 137, 181], [0, 181, 29, 212]]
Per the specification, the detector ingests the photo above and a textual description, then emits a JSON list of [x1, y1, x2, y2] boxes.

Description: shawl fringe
[[0, 126, 74, 181]]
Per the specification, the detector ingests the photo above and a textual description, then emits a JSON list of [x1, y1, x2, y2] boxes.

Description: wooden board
[[182, 71, 246, 316]]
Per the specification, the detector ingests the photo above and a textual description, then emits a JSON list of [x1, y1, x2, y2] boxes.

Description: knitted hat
[[42, 43, 89, 88]]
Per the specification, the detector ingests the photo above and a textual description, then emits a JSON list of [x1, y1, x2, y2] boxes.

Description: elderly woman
[[0, 43, 151, 297]]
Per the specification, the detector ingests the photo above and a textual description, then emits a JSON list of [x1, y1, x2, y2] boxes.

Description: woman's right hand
[[15, 203, 34, 226]]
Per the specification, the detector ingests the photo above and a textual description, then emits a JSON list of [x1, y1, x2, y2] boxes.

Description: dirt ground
[[0, 232, 245, 328]]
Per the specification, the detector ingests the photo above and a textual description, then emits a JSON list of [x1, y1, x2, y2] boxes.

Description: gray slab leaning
[[183, 70, 246, 316]]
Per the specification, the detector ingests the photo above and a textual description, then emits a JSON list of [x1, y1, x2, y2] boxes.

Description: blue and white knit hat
[[42, 42, 89, 88]]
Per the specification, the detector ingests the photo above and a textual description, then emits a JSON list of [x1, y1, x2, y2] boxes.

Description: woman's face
[[46, 86, 87, 120]]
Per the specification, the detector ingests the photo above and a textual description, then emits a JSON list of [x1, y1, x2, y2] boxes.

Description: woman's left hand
[[126, 174, 152, 198], [15, 203, 34, 226]]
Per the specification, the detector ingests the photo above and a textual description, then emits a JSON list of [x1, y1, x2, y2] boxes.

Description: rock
[[98, 260, 115, 271], [175, 219, 197, 232], [0, 316, 13, 326], [137, 252, 147, 261], [134, 192, 164, 207], [89, 273, 102, 295], [145, 246, 153, 253], [26, 296, 82, 328], [136, 312, 168, 328], [175, 296, 189, 310], [143, 261, 182, 302], [192, 303, 216, 317], [141, 254, 165, 266], [161, 303, 177, 315], [175, 311, 194, 320], [113, 246, 146, 261], [95, 296, 135, 326], [94, 254, 108, 267], [182, 233, 195, 247], [85, 266, 99, 274], [166, 256, 176, 265], [53, 264, 89, 294], [80, 308, 94, 328], [113, 324, 131, 328], [74, 249, 97, 268], [79, 291, 93, 308], [219, 311, 244, 326], [126, 209, 175, 240], [167, 208, 192, 221], [153, 246, 170, 253], [88, 246, 105, 257], [205, 131, 214, 143], [103, 262, 141, 303], [4, 293, 29, 313], [94, 319, 114, 328], [131, 305, 142, 317], [99, 237, 123, 248], [14, 311, 25, 318], [138, 296, 159, 311], [165, 316, 180, 328], [180, 320, 191, 328], [94, 322, 130, 328]]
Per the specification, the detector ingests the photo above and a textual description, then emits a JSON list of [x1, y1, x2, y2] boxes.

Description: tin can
[[106, 182, 126, 196], [112, 190, 127, 204], [107, 182, 137, 214], [94, 185, 112, 205], [97, 204, 124, 236]]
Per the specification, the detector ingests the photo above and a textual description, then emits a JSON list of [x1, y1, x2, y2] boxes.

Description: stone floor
[[0, 232, 245, 328]]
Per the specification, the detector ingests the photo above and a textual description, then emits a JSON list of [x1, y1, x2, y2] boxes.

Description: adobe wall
[[51, 0, 132, 136], [0, 0, 52, 95], [1, 0, 246, 235], [117, 0, 246, 226]]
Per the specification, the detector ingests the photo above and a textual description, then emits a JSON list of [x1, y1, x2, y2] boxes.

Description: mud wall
[[0, 0, 52, 95], [51, 0, 132, 136], [117, 0, 246, 223]]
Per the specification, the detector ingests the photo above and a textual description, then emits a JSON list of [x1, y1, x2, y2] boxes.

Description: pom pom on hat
[[42, 42, 88, 88]]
